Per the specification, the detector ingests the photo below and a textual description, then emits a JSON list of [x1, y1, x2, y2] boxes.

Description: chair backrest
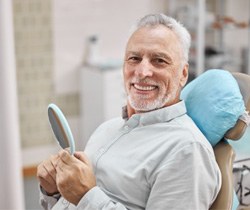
[[210, 72, 250, 210], [225, 73, 250, 140]]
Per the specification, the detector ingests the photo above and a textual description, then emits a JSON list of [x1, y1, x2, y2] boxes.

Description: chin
[[128, 97, 164, 112]]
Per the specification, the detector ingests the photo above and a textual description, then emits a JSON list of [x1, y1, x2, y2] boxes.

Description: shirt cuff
[[39, 185, 61, 209], [76, 186, 111, 209], [40, 186, 61, 200]]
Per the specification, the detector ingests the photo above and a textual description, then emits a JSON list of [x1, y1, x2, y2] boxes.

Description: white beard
[[127, 79, 179, 112]]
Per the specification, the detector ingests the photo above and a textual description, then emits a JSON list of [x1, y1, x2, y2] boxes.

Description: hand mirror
[[48, 103, 75, 154]]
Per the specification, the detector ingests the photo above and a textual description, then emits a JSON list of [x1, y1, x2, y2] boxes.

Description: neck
[[127, 99, 181, 118]]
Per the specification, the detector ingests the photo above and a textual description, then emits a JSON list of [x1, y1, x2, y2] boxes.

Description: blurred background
[[0, 0, 250, 209]]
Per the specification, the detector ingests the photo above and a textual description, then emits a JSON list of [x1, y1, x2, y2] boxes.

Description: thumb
[[74, 151, 91, 165], [58, 149, 72, 164]]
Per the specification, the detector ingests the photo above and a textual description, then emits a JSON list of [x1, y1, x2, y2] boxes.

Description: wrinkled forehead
[[128, 25, 178, 43], [125, 25, 183, 59]]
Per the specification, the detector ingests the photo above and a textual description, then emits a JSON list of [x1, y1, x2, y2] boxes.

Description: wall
[[52, 0, 168, 94], [223, 0, 250, 73], [13, 0, 80, 151], [167, 0, 250, 74], [13, 0, 168, 152], [12, 1, 168, 209]]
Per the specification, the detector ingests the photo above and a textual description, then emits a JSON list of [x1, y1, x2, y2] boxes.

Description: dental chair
[[210, 72, 250, 210], [181, 70, 250, 210]]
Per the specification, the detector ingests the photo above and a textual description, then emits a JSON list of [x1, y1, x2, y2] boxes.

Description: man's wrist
[[40, 186, 61, 200]]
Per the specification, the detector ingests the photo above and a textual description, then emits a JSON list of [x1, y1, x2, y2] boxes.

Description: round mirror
[[48, 103, 75, 154]]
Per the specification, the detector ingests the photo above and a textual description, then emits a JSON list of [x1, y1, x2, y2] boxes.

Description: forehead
[[126, 25, 181, 54]]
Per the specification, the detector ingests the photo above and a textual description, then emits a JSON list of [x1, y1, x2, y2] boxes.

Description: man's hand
[[37, 154, 59, 195], [56, 150, 96, 206]]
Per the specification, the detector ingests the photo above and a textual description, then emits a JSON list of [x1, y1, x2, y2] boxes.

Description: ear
[[180, 63, 189, 88]]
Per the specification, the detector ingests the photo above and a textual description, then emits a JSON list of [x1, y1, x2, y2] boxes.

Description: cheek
[[123, 67, 132, 91], [160, 71, 179, 93], [123, 64, 134, 80], [123, 64, 128, 77]]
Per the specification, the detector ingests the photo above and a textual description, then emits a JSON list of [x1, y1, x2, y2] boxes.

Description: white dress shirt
[[40, 101, 221, 210]]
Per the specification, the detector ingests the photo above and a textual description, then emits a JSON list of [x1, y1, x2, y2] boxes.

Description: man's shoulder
[[89, 117, 124, 138], [173, 114, 214, 151], [98, 117, 124, 129]]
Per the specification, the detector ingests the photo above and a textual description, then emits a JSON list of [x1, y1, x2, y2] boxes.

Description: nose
[[134, 59, 153, 78]]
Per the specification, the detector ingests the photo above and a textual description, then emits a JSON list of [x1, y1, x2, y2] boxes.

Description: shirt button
[[124, 125, 129, 130], [62, 199, 70, 206]]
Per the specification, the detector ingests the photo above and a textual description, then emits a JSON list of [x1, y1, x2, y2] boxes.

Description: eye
[[152, 58, 168, 67], [126, 56, 141, 64], [155, 58, 166, 63]]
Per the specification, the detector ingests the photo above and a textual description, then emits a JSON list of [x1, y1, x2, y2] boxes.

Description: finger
[[64, 147, 71, 153], [74, 152, 91, 165], [39, 155, 59, 181], [44, 163, 56, 182], [39, 177, 58, 195], [56, 152, 73, 173], [56, 169, 66, 194], [56, 155, 68, 172], [40, 177, 56, 191], [51, 154, 60, 168], [37, 162, 56, 184], [56, 160, 65, 173], [58, 149, 73, 165], [48, 155, 59, 175]]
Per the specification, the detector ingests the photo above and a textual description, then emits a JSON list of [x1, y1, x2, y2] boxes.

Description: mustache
[[130, 78, 159, 86]]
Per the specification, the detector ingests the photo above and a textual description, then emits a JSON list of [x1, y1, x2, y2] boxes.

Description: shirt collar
[[122, 101, 187, 126]]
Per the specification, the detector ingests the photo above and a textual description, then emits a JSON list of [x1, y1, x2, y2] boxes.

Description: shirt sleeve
[[145, 142, 221, 210], [39, 143, 221, 210], [39, 186, 61, 210], [41, 186, 129, 210], [75, 186, 128, 210]]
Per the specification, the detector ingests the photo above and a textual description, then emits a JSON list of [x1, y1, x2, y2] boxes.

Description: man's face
[[123, 25, 188, 113]]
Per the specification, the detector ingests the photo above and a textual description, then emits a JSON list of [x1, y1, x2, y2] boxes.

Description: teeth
[[134, 84, 156, 91]]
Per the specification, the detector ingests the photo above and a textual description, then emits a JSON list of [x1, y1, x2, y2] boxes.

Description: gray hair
[[132, 14, 191, 65]]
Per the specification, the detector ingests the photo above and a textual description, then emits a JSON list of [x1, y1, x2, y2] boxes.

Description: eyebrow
[[125, 51, 173, 63], [151, 52, 173, 63], [126, 51, 171, 57], [125, 51, 141, 56]]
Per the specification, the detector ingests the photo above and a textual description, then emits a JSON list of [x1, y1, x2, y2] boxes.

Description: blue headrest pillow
[[181, 69, 245, 146]]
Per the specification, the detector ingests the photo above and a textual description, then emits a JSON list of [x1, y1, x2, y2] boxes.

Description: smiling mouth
[[133, 83, 158, 91]]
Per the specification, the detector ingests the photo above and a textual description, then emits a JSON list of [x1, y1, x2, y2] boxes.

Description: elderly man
[[37, 14, 221, 209]]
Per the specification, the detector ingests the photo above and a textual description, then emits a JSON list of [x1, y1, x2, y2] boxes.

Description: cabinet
[[167, 0, 250, 78], [80, 67, 126, 149]]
